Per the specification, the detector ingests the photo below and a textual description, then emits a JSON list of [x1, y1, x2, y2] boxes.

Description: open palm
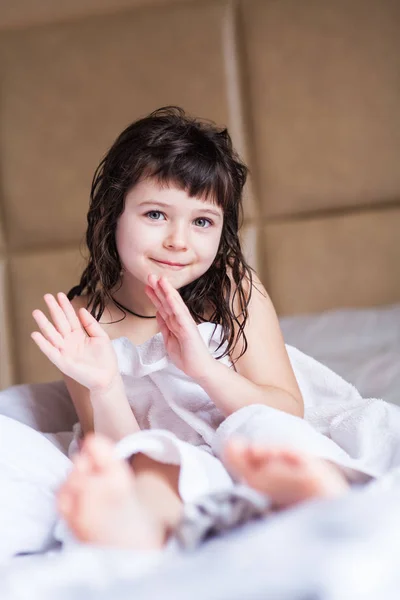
[[145, 275, 214, 380], [32, 293, 118, 390]]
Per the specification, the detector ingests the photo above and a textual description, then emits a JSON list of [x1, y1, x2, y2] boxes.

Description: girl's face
[[115, 178, 224, 290]]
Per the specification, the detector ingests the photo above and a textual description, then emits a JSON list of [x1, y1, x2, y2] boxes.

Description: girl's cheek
[[141, 224, 162, 244]]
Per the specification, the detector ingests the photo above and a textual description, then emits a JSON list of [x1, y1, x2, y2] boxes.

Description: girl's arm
[[196, 274, 303, 417], [32, 293, 140, 442], [147, 274, 303, 419], [64, 375, 140, 442], [63, 375, 94, 436], [198, 363, 302, 418]]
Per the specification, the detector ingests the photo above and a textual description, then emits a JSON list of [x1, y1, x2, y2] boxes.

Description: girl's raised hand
[[145, 275, 214, 381], [31, 293, 119, 390]]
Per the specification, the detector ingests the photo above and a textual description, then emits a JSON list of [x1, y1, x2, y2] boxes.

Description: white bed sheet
[[0, 303, 400, 596], [280, 303, 400, 406]]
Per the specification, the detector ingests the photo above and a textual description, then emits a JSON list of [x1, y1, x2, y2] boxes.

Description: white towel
[[2, 336, 400, 560], [213, 346, 400, 481]]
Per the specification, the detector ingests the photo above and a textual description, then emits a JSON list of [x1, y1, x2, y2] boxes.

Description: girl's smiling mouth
[[150, 258, 189, 269]]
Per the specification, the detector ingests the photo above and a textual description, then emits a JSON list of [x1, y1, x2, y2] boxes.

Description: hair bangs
[[142, 153, 232, 211]]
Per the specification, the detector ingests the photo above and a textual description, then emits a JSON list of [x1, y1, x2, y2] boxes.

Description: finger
[[158, 276, 185, 310], [145, 283, 161, 309], [145, 285, 169, 321], [150, 277, 173, 316], [44, 294, 72, 337], [31, 331, 64, 369], [32, 309, 65, 349], [148, 277, 185, 332], [77, 308, 109, 338], [156, 311, 170, 340], [158, 277, 191, 323], [158, 275, 174, 293], [151, 285, 183, 335], [152, 276, 184, 321], [147, 273, 158, 289], [57, 292, 82, 331]]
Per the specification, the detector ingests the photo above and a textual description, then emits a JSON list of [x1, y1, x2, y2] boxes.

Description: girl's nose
[[164, 225, 188, 251]]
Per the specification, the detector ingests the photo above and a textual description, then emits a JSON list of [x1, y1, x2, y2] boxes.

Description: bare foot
[[58, 434, 164, 550], [223, 439, 349, 510]]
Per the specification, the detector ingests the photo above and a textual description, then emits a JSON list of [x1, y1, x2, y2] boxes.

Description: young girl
[[31, 107, 360, 551]]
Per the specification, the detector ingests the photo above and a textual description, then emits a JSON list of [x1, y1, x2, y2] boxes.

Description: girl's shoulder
[[228, 268, 277, 358], [71, 294, 114, 323], [226, 266, 267, 309], [70, 294, 89, 311]]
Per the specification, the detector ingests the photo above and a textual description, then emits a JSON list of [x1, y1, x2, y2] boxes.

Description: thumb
[[78, 308, 109, 338]]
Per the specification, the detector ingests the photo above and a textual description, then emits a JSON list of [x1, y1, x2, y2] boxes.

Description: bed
[[0, 301, 400, 600], [281, 303, 400, 408]]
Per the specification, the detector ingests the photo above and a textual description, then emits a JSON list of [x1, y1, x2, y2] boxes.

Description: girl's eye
[[194, 217, 212, 228], [146, 211, 165, 221]]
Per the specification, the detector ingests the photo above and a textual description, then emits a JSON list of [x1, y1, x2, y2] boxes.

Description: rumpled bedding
[[0, 304, 400, 598], [1, 345, 400, 554], [2, 481, 400, 600]]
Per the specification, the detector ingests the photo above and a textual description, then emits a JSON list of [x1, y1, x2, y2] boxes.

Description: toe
[[82, 434, 117, 472], [223, 439, 253, 478], [224, 438, 246, 459], [73, 453, 91, 474], [247, 444, 275, 465], [57, 489, 74, 518], [276, 448, 308, 468], [61, 469, 86, 495]]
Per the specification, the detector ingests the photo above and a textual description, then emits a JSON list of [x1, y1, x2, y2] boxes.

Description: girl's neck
[[112, 277, 156, 318]]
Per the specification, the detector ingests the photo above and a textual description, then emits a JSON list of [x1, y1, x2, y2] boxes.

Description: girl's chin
[[126, 265, 205, 289]]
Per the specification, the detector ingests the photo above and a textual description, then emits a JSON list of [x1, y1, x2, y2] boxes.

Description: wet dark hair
[[68, 106, 253, 360]]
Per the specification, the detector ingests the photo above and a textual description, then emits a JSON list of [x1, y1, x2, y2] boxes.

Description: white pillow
[[0, 380, 77, 433]]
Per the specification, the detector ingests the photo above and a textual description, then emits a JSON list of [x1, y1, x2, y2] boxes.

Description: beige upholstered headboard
[[1, 0, 399, 389]]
